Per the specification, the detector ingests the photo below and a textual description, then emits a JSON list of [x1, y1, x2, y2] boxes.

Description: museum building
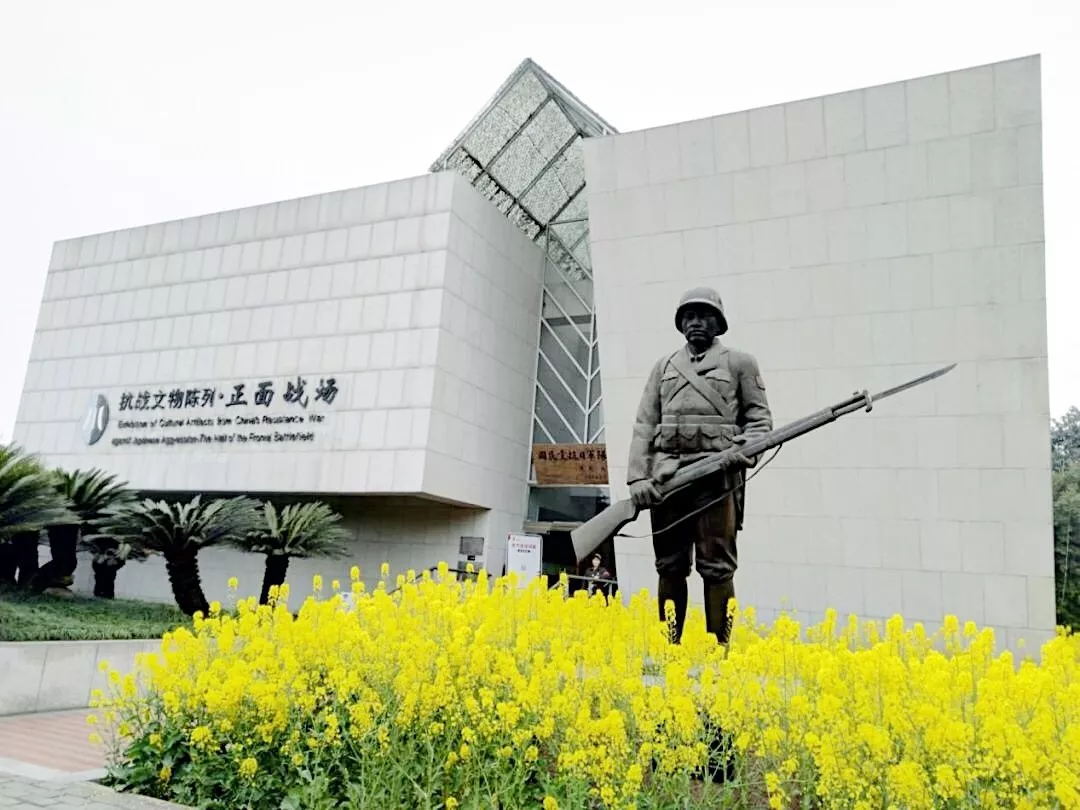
[[12, 55, 1056, 649]]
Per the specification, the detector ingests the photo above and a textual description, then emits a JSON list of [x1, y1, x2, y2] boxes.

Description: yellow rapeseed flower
[[238, 756, 258, 778], [91, 562, 1080, 810]]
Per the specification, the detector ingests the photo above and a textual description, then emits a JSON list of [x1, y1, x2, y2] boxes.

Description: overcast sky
[[1, 0, 1076, 441]]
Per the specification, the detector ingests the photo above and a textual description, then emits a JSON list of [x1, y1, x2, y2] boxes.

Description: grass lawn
[[0, 585, 189, 642]]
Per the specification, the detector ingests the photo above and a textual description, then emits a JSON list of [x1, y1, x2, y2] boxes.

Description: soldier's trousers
[[651, 481, 738, 645]]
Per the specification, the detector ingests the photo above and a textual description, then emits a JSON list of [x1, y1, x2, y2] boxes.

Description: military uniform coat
[[628, 339, 772, 582]]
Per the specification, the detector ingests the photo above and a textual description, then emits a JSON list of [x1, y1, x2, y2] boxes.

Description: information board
[[506, 533, 543, 587]]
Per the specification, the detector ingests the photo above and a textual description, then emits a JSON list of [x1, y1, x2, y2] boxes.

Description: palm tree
[[96, 495, 260, 615], [237, 501, 351, 604], [32, 469, 136, 593], [0, 444, 74, 587]]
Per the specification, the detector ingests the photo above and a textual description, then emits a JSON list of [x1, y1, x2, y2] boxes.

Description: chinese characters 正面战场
[[116, 377, 341, 413]]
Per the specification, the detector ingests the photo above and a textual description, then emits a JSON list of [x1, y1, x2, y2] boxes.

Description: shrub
[[95, 569, 1080, 810]]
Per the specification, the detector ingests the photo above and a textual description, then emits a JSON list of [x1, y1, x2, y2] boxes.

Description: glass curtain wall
[[429, 59, 615, 460]]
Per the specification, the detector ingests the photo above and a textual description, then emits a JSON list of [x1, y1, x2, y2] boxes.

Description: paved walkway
[[0, 709, 189, 806], [0, 774, 187, 808], [0, 708, 106, 782]]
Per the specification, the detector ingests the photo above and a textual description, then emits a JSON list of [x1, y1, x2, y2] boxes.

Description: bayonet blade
[[870, 363, 956, 403]]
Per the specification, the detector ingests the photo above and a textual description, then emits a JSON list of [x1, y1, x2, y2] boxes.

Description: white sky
[[1, 0, 1076, 441]]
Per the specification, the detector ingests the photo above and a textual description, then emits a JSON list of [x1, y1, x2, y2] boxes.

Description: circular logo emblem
[[82, 394, 110, 446]]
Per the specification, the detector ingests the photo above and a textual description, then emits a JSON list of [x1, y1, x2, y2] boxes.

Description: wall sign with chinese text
[[83, 376, 342, 448], [531, 443, 608, 485]]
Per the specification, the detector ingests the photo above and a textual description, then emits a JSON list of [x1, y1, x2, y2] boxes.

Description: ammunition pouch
[[654, 416, 740, 454]]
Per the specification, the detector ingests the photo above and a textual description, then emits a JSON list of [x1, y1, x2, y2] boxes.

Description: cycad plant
[[33, 468, 136, 593], [97, 495, 260, 615], [0, 444, 74, 586], [238, 501, 351, 604], [87, 537, 150, 599]]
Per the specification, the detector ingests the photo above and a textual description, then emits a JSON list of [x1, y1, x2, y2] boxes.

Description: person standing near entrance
[[583, 552, 613, 597], [626, 287, 772, 645]]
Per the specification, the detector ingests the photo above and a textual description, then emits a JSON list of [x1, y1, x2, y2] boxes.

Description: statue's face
[[680, 305, 722, 344]]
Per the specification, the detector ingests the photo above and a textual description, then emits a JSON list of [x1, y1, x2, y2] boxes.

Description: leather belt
[[660, 415, 737, 426]]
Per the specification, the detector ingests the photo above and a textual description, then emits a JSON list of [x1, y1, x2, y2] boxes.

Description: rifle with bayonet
[[569, 363, 956, 563]]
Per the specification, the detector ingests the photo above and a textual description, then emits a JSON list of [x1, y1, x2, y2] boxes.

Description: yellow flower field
[[93, 565, 1080, 809]]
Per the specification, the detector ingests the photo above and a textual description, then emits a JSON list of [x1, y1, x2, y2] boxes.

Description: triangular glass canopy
[[430, 58, 616, 246], [431, 58, 616, 452]]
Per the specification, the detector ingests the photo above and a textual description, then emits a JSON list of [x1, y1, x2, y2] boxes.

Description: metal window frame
[[529, 220, 602, 447]]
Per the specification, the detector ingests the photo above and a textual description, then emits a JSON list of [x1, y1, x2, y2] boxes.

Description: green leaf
[[232, 500, 351, 560], [90, 494, 262, 556], [0, 443, 76, 540], [54, 467, 137, 525], [1052, 407, 1080, 472]]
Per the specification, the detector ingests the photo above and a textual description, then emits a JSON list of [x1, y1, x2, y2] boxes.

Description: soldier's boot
[[703, 579, 737, 784], [703, 579, 736, 645], [657, 576, 688, 644]]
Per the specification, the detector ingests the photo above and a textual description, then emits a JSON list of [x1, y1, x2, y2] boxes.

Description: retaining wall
[[0, 639, 159, 716]]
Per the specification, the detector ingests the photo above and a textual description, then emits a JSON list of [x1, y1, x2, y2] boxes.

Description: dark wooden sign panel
[[532, 444, 608, 485]]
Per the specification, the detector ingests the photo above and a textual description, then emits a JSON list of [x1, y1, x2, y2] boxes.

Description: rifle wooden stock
[[569, 390, 874, 563]]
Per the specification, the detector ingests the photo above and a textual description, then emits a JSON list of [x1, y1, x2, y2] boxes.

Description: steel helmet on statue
[[674, 287, 728, 335]]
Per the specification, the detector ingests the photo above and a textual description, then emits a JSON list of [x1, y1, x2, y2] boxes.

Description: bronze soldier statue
[[627, 287, 772, 645]]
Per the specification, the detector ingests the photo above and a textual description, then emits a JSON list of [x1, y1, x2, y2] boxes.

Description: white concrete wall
[[13, 171, 544, 562], [424, 179, 547, 569], [584, 55, 1054, 649]]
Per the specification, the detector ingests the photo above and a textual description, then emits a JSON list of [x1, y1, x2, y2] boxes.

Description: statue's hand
[[629, 480, 662, 508], [727, 439, 756, 469], [719, 450, 754, 470]]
